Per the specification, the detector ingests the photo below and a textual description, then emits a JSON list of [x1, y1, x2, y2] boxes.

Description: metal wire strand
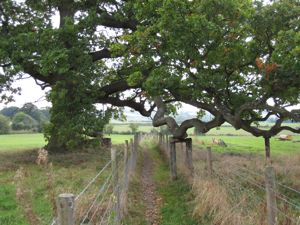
[[80, 172, 113, 225], [98, 193, 114, 225], [75, 159, 112, 201], [215, 169, 300, 224], [88, 181, 113, 224]]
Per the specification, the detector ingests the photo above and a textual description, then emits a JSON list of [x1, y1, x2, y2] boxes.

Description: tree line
[[0, 103, 50, 134]]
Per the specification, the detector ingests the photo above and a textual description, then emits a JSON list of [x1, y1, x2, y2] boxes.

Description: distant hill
[[112, 108, 213, 123]]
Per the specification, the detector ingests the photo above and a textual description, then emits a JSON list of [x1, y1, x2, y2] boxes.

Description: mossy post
[[265, 166, 277, 225], [165, 134, 169, 152], [169, 138, 177, 180], [207, 147, 213, 176], [159, 133, 162, 146], [133, 133, 138, 169], [129, 138, 134, 173], [121, 140, 130, 216], [111, 147, 121, 224], [57, 193, 75, 225], [185, 138, 194, 176]]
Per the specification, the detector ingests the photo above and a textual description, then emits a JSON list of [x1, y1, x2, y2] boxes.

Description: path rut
[[141, 151, 161, 225]]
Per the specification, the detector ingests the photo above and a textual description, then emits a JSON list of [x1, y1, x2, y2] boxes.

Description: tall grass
[[190, 146, 300, 225]]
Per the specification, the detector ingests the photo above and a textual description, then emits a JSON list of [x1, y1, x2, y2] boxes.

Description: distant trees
[[0, 106, 19, 118], [0, 103, 50, 133], [12, 112, 37, 131], [129, 123, 139, 134], [104, 124, 114, 136], [0, 115, 10, 134]]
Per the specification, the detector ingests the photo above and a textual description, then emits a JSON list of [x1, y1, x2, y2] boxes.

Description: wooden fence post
[[111, 148, 121, 224], [159, 133, 162, 146], [129, 138, 134, 173], [165, 134, 169, 152], [120, 140, 130, 217], [185, 138, 194, 176], [56, 193, 75, 225], [207, 147, 213, 176], [133, 134, 138, 170], [169, 139, 177, 180], [265, 166, 277, 225]]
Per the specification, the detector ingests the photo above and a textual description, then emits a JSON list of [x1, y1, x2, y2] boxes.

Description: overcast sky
[[0, 78, 50, 109]]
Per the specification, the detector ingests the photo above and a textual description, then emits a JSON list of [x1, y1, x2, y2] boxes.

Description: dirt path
[[141, 151, 161, 225]]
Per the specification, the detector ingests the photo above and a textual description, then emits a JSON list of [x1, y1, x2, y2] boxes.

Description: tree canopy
[[11, 111, 37, 130], [0, 0, 299, 156]]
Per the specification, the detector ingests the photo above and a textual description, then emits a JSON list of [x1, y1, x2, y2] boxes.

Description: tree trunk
[[45, 84, 82, 152], [46, 135, 68, 152]]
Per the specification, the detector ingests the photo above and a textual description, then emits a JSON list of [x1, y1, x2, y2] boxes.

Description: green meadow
[[0, 133, 46, 152], [0, 133, 133, 152], [192, 135, 300, 155], [0, 125, 299, 224]]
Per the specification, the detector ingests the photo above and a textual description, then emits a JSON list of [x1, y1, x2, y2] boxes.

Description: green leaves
[[40, 49, 70, 75], [127, 71, 143, 86]]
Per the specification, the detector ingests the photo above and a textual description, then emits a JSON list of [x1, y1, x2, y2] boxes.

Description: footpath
[[124, 143, 199, 225]]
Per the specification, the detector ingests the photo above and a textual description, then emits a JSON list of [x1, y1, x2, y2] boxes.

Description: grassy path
[[124, 142, 199, 224], [141, 151, 161, 224], [145, 143, 199, 225]]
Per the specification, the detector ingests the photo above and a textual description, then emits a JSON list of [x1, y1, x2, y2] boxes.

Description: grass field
[[0, 134, 46, 152], [0, 134, 133, 152], [1, 131, 300, 156], [193, 136, 300, 155], [111, 123, 300, 136], [0, 129, 299, 224], [104, 134, 133, 144], [0, 146, 121, 224]]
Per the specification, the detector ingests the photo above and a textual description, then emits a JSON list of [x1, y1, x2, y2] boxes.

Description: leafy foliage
[[0, 104, 50, 132], [12, 112, 37, 131], [0, 0, 299, 153], [0, 114, 10, 134]]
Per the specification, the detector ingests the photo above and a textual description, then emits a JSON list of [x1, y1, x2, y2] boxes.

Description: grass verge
[[147, 143, 199, 225], [122, 149, 147, 225]]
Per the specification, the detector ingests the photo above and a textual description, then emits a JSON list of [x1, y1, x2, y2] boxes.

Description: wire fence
[[49, 133, 145, 225], [158, 134, 300, 225]]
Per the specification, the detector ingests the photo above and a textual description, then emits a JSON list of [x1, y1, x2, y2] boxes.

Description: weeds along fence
[[50, 133, 142, 225], [157, 133, 300, 225]]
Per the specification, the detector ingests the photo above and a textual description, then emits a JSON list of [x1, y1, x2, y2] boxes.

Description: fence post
[[129, 138, 134, 173], [111, 147, 121, 224], [159, 133, 162, 146], [120, 140, 130, 217], [265, 166, 277, 225], [133, 134, 138, 170], [165, 134, 169, 152], [185, 138, 194, 176], [207, 147, 213, 176], [56, 193, 75, 225], [169, 139, 177, 180]]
